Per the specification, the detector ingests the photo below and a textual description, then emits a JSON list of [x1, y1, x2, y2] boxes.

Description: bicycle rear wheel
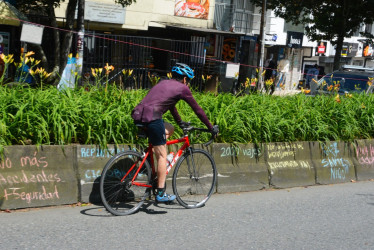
[[172, 148, 217, 209], [100, 151, 151, 216]]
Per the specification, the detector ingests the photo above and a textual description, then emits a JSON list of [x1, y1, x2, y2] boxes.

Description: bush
[[1, 84, 374, 151]]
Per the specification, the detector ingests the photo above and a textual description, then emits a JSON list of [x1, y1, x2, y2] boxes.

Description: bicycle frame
[[120, 135, 191, 188]]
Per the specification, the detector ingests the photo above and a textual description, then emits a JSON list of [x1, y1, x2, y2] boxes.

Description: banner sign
[[363, 43, 373, 57], [341, 42, 358, 57], [174, 0, 209, 19]]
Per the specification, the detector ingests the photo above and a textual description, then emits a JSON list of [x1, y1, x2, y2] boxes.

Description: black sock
[[157, 187, 165, 196]]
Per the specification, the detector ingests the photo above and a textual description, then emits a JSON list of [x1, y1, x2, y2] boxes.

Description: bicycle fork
[[186, 147, 198, 181]]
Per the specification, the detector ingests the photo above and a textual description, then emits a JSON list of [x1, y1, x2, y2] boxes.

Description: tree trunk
[[59, 0, 78, 76], [48, 3, 61, 84], [333, 34, 344, 71], [257, 0, 266, 91]]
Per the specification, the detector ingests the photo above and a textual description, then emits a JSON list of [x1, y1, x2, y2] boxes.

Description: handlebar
[[181, 122, 218, 147]]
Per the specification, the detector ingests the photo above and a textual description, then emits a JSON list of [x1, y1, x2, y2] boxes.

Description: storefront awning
[[0, 0, 28, 26]]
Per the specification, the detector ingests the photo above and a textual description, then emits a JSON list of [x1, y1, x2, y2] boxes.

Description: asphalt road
[[1, 181, 374, 250]]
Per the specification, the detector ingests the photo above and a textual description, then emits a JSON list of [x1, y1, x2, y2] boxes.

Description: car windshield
[[318, 73, 371, 93]]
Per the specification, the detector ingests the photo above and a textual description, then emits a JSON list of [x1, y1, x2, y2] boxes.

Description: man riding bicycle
[[131, 63, 219, 203]]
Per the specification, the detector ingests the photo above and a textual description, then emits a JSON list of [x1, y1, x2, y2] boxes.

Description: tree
[[16, 0, 136, 83], [252, 0, 374, 70]]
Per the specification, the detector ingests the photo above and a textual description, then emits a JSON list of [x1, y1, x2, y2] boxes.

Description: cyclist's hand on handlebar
[[178, 121, 190, 129], [211, 125, 219, 139]]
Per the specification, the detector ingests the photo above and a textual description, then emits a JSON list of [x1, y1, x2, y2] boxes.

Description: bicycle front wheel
[[172, 148, 217, 209], [100, 151, 151, 216]]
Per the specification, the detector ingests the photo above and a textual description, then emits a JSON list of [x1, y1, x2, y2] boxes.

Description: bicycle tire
[[172, 148, 217, 209], [100, 151, 151, 216]]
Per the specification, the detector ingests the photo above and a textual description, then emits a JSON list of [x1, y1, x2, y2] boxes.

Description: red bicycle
[[99, 123, 218, 216]]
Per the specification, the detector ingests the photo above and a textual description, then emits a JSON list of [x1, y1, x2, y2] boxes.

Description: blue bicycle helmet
[[171, 63, 194, 79]]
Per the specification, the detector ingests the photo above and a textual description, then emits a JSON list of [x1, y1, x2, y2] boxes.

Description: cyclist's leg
[[164, 121, 174, 139], [154, 144, 167, 189], [146, 119, 175, 202]]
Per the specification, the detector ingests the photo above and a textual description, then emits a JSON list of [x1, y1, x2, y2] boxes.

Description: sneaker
[[156, 193, 176, 202]]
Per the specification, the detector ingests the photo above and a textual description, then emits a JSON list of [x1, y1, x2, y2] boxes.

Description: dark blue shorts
[[140, 119, 166, 146]]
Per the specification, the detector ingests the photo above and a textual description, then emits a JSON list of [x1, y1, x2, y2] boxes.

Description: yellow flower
[[234, 72, 239, 78], [327, 85, 333, 91], [335, 94, 341, 103], [98, 68, 103, 74], [202, 75, 205, 81], [68, 53, 73, 59], [91, 68, 97, 77], [29, 69, 35, 76], [361, 103, 366, 109], [128, 69, 133, 76], [334, 84, 340, 91], [167, 72, 172, 79], [1, 54, 14, 64], [104, 63, 114, 74], [25, 51, 35, 57], [367, 77, 373, 86], [301, 87, 310, 94], [345, 93, 352, 98]]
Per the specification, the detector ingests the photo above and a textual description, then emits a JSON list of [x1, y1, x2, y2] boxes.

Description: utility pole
[[257, 0, 267, 91], [76, 0, 85, 85]]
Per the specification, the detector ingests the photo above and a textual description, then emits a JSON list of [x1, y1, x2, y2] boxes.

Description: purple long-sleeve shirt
[[131, 79, 213, 130]]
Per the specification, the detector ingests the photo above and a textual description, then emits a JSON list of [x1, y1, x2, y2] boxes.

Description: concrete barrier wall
[[353, 139, 374, 181], [266, 142, 315, 188], [0, 146, 78, 209], [310, 141, 356, 184], [0, 141, 369, 210], [213, 143, 268, 193], [77, 144, 134, 203]]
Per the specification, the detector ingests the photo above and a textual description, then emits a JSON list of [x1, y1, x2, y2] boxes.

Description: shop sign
[[286, 31, 304, 48], [85, 1, 126, 24]]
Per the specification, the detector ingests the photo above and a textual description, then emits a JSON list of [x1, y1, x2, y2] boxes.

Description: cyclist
[[131, 63, 219, 203]]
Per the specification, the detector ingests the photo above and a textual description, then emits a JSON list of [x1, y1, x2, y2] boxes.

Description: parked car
[[310, 65, 374, 95]]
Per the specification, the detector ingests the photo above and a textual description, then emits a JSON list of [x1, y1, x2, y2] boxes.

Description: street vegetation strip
[[0, 84, 374, 152]]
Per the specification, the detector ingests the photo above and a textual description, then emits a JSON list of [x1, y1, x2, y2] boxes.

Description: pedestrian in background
[[306, 64, 319, 88]]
